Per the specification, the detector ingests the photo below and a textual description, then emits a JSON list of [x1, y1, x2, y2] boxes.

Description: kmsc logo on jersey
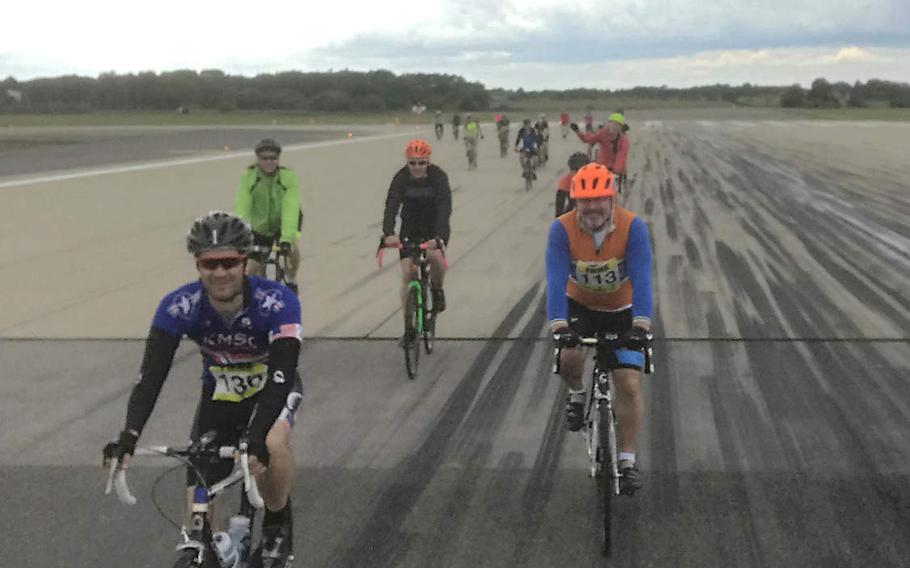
[[254, 288, 285, 316], [166, 290, 201, 320], [202, 333, 257, 349]]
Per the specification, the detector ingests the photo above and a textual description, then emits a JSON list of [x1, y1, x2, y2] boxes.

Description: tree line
[[1, 71, 908, 113], [0, 70, 490, 113]]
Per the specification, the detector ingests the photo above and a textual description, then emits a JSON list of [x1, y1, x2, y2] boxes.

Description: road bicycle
[[249, 243, 290, 287], [553, 331, 654, 556], [104, 433, 294, 567], [377, 238, 443, 380], [519, 149, 537, 192]]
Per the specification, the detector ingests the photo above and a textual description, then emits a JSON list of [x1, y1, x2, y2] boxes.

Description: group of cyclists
[[102, 106, 647, 565]]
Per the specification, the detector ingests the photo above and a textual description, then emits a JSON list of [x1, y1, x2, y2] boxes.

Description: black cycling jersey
[[382, 164, 452, 243]]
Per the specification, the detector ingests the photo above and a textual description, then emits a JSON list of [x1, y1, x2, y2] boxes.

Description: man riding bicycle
[[452, 113, 462, 140], [381, 139, 452, 343], [570, 113, 629, 193], [545, 163, 653, 494], [235, 138, 302, 294], [497, 114, 511, 157], [463, 113, 484, 166], [515, 119, 539, 180], [103, 211, 302, 564], [555, 151, 590, 217], [434, 110, 444, 139], [534, 113, 550, 164], [559, 111, 571, 138]]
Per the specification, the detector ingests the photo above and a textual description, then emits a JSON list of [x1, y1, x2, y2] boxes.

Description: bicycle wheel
[[170, 547, 211, 568], [403, 284, 421, 380], [422, 283, 435, 354], [524, 174, 533, 192], [598, 401, 617, 556]]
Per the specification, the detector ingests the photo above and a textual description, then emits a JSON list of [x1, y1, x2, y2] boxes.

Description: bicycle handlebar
[[552, 332, 654, 374], [104, 443, 264, 509]]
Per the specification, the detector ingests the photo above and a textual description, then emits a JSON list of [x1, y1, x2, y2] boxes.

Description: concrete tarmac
[[0, 116, 908, 567]]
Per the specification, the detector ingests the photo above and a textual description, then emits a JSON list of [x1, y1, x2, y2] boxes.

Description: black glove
[[570, 122, 579, 132], [279, 241, 292, 256], [247, 437, 269, 467], [552, 326, 580, 348], [623, 326, 651, 351], [103, 429, 138, 465]]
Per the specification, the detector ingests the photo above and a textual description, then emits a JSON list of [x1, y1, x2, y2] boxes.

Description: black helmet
[[568, 151, 590, 171], [186, 211, 253, 255], [254, 138, 281, 155]]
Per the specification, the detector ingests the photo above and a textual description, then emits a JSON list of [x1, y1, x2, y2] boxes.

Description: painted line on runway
[[0, 131, 411, 189]]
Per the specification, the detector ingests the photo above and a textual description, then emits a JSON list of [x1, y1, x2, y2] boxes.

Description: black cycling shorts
[[186, 373, 303, 486], [567, 298, 642, 371]]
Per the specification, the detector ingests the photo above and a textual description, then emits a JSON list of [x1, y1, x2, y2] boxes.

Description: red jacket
[[576, 126, 628, 174]]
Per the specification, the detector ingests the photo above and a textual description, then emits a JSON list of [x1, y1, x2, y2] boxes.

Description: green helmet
[[608, 112, 625, 126]]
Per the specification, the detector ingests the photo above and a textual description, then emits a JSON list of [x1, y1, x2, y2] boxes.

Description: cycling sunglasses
[[408, 160, 428, 166], [257, 154, 279, 162], [197, 256, 245, 270]]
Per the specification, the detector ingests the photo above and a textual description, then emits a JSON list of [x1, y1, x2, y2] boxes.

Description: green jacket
[[234, 165, 301, 242]]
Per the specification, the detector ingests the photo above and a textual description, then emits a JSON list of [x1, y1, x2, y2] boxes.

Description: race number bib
[[209, 362, 268, 402], [573, 259, 622, 292]]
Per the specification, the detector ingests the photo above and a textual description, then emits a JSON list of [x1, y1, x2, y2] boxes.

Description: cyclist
[[559, 111, 571, 138], [555, 151, 590, 217], [381, 139, 452, 342], [583, 109, 594, 133], [463, 113, 484, 167], [434, 110, 444, 139], [497, 114, 511, 157], [103, 211, 302, 563], [534, 113, 550, 164], [452, 112, 461, 140], [571, 112, 629, 193], [545, 163, 653, 494], [514, 119, 539, 181], [235, 138, 302, 294]]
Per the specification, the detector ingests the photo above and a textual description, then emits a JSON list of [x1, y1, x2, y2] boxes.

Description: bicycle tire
[[524, 174, 532, 192], [169, 547, 213, 568], [598, 401, 616, 556], [403, 285, 421, 380], [422, 283, 435, 354]]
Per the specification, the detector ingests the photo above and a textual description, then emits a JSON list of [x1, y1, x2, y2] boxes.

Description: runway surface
[[0, 114, 908, 567]]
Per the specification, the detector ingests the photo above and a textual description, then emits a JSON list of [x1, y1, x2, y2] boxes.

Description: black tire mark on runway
[[330, 283, 541, 567]]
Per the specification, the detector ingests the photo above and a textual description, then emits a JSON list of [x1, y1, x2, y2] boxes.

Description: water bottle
[[213, 531, 240, 568], [227, 515, 251, 563]]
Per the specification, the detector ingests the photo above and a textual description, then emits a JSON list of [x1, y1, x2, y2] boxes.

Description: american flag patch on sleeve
[[270, 323, 302, 342]]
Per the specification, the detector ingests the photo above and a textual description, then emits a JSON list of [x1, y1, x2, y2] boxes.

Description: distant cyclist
[[559, 111, 571, 138], [555, 152, 590, 217], [571, 112, 629, 193], [381, 139, 452, 342], [583, 109, 594, 133], [545, 163, 653, 494], [497, 114, 511, 157], [463, 113, 484, 167], [452, 113, 462, 140], [515, 119, 539, 180], [434, 110, 444, 140], [235, 138, 302, 294], [534, 113, 550, 164]]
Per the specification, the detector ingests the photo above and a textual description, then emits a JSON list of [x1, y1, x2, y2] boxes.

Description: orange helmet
[[405, 139, 432, 159], [570, 163, 616, 199]]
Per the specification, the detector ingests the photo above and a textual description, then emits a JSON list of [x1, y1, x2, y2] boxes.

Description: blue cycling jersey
[[152, 275, 302, 386], [516, 127, 538, 151]]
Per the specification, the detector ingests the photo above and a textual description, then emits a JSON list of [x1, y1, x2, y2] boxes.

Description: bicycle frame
[[249, 243, 289, 285]]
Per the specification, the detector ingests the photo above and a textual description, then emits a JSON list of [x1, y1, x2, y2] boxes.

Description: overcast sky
[[3, 0, 908, 89]]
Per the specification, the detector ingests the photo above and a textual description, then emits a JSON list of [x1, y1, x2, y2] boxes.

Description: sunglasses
[[408, 160, 428, 166], [197, 257, 245, 270], [257, 155, 279, 162]]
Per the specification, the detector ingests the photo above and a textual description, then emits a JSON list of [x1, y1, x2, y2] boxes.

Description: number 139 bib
[[209, 362, 268, 402]]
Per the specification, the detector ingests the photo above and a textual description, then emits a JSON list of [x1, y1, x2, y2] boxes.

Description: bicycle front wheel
[[170, 548, 211, 568], [598, 402, 617, 556], [403, 285, 421, 380]]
